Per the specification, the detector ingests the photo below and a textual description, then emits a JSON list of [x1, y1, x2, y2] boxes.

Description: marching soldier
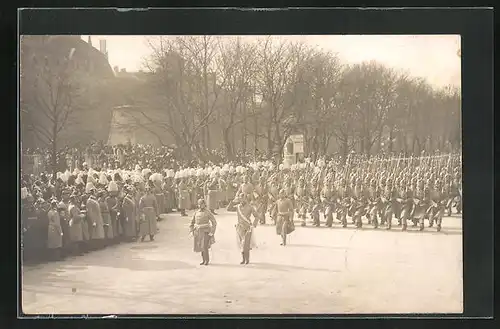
[[427, 180, 445, 231], [267, 175, 280, 225], [336, 178, 350, 228], [366, 178, 380, 229], [321, 176, 335, 227], [399, 178, 414, 231], [352, 178, 367, 228], [254, 176, 268, 224], [310, 196, 321, 227], [295, 178, 307, 227], [380, 179, 395, 229], [238, 175, 254, 199], [276, 189, 295, 246]]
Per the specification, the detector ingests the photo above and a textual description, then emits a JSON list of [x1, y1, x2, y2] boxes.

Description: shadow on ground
[[208, 262, 340, 273]]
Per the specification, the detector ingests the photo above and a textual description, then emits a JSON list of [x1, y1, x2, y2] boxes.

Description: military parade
[[21, 147, 462, 265], [20, 32, 468, 315]]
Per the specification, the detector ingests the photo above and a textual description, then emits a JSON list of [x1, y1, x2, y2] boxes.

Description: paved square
[[21, 210, 463, 315]]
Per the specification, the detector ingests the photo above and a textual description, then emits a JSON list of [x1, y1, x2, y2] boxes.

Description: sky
[[81, 35, 461, 88]]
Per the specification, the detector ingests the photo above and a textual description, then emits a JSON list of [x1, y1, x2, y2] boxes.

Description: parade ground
[[21, 210, 463, 315]]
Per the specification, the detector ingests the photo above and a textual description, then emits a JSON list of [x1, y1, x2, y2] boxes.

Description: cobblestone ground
[[21, 210, 463, 315]]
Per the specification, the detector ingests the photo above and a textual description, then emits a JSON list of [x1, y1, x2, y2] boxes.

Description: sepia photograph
[[20, 32, 463, 315]]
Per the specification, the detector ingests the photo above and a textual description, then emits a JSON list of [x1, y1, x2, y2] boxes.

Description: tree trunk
[[388, 127, 394, 153], [267, 123, 273, 155], [223, 127, 233, 160], [341, 135, 348, 165], [242, 102, 247, 154], [253, 113, 258, 157], [51, 122, 58, 180]]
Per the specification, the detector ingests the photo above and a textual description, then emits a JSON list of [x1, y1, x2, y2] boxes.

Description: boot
[[402, 223, 407, 231], [280, 234, 287, 246], [245, 251, 250, 264], [240, 252, 246, 264], [200, 252, 206, 265], [150, 234, 155, 241], [204, 251, 210, 265], [141, 235, 145, 242], [437, 224, 442, 232], [419, 222, 424, 231]]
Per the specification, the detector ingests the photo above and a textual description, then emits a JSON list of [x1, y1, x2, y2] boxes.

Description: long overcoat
[[47, 209, 63, 249], [138, 194, 158, 236], [86, 197, 105, 240]]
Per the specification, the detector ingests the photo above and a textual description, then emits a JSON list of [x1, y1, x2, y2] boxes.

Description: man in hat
[[254, 176, 268, 225], [121, 185, 137, 241], [178, 178, 190, 216], [86, 187, 105, 249], [68, 193, 85, 255], [189, 199, 217, 265], [21, 194, 39, 262], [98, 189, 114, 245], [352, 178, 367, 229], [380, 179, 396, 230], [320, 176, 335, 228], [235, 193, 261, 264], [162, 176, 175, 214], [106, 181, 122, 242], [238, 175, 254, 199], [310, 195, 322, 227], [366, 178, 380, 229], [427, 180, 445, 232], [295, 178, 308, 227], [56, 198, 71, 257], [267, 175, 280, 225], [336, 178, 350, 228], [138, 187, 159, 242], [276, 189, 295, 246], [205, 177, 220, 215], [47, 199, 63, 260]]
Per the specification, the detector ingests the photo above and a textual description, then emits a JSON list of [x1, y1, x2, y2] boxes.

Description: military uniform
[[366, 180, 380, 228], [321, 181, 335, 227], [235, 200, 260, 264], [189, 205, 217, 265], [276, 194, 295, 246]]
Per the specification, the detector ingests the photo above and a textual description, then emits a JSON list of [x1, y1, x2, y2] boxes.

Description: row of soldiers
[[236, 156, 463, 233], [21, 178, 161, 262]]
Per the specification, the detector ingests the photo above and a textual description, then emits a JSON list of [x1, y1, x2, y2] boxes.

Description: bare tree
[[21, 37, 86, 177], [253, 37, 309, 159], [215, 37, 259, 159], [142, 36, 228, 160]]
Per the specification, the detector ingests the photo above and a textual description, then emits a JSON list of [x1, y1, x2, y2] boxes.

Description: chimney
[[87, 36, 92, 46], [99, 39, 108, 59]]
